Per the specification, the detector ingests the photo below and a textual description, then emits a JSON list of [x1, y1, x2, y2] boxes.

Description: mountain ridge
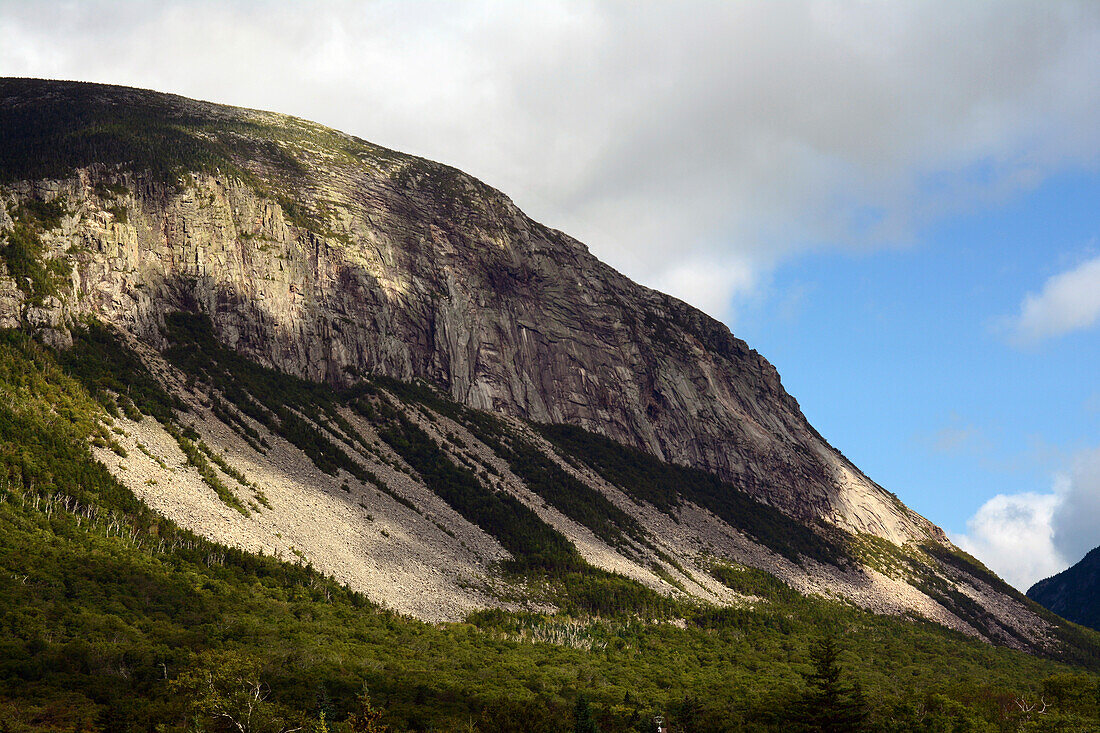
[[1029, 547, 1100, 632]]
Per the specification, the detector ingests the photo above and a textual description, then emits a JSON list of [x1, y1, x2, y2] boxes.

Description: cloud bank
[[1050, 448, 1100, 565], [3, 1, 1100, 318], [955, 446, 1100, 590]]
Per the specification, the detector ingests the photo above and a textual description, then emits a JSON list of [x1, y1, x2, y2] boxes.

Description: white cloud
[[2, 1, 1100, 319], [955, 445, 1100, 590], [954, 492, 1065, 591], [924, 415, 986, 456], [930, 426, 979, 454], [650, 258, 757, 323], [1006, 254, 1100, 344], [1051, 447, 1100, 564]]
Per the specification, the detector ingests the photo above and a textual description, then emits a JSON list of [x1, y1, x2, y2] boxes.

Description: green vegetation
[[0, 79, 275, 185], [60, 320, 184, 423], [1, 199, 71, 304], [165, 423, 249, 515], [0, 78, 512, 247], [5, 78, 1100, 729], [789, 635, 870, 731], [352, 378, 692, 614], [1, 322, 1100, 730], [160, 315, 673, 610], [162, 312, 367, 479], [924, 542, 1100, 670], [359, 392, 584, 574], [94, 181, 129, 198], [161, 312, 412, 516], [1030, 546, 1100, 633], [537, 423, 844, 566], [16, 199, 66, 230], [105, 202, 127, 224], [358, 377, 645, 557], [200, 440, 271, 508], [0, 78, 418, 240]]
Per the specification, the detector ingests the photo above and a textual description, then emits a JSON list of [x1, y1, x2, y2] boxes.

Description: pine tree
[[573, 694, 601, 733], [314, 683, 334, 732], [345, 691, 388, 733], [792, 635, 870, 732]]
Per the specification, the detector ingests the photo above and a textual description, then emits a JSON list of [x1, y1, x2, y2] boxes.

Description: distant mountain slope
[[1, 78, 1095, 664], [1029, 547, 1100, 631]]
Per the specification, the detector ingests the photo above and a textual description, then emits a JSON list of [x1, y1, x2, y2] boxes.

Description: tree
[[313, 684, 334, 733], [574, 694, 601, 733], [345, 691, 388, 733], [791, 635, 870, 732], [171, 650, 302, 733]]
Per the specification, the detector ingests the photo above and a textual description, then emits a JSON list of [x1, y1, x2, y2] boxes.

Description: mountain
[[1029, 547, 1100, 631], [0, 79, 923, 544], [0, 77, 1091, 659]]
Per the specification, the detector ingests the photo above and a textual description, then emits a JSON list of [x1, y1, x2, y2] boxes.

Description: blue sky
[[3, 0, 1099, 589], [734, 168, 1100, 587]]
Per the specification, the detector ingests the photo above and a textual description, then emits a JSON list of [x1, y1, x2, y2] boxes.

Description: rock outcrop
[[3, 79, 1082, 656]]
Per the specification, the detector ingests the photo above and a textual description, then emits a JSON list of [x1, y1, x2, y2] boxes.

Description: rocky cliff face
[[0, 78, 932, 547]]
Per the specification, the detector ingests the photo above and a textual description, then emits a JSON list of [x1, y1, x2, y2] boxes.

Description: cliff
[[0, 77, 928, 544]]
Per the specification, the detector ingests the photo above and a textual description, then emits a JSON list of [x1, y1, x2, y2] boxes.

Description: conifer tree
[[345, 691, 389, 733], [792, 635, 870, 732], [573, 694, 601, 733]]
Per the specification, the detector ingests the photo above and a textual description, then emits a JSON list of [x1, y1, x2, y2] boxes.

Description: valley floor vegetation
[[1, 323, 1099, 731]]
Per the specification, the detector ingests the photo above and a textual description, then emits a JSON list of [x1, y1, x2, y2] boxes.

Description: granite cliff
[[0, 78, 926, 543]]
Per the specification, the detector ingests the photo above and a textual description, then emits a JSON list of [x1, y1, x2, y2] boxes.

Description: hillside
[[2, 78, 1100, 729], [1, 320, 1098, 731], [1029, 547, 1100, 632]]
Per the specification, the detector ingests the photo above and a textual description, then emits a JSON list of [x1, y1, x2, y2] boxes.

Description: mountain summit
[[0, 78, 1086, 656]]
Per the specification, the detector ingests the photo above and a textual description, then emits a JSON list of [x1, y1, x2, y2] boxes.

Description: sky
[[2, 0, 1099, 590]]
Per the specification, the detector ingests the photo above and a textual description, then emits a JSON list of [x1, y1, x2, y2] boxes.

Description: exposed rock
[[0, 274, 22, 329]]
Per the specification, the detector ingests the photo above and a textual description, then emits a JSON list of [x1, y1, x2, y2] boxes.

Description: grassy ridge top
[[0, 77, 414, 185], [0, 77, 511, 239], [1, 77, 261, 183]]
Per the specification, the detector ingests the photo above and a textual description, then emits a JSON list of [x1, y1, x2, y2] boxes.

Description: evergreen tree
[[314, 683, 334, 732], [574, 694, 601, 733], [792, 635, 870, 732]]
